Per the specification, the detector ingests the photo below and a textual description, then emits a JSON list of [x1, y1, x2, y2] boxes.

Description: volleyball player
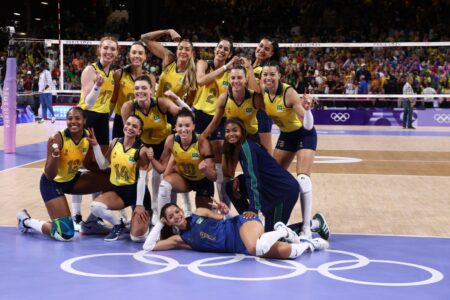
[[193, 38, 241, 204], [148, 108, 217, 214], [87, 114, 152, 241], [143, 202, 328, 259], [141, 28, 196, 215], [73, 36, 119, 231], [17, 107, 111, 241], [110, 41, 156, 139], [260, 61, 327, 239], [249, 37, 280, 152], [121, 76, 183, 224]]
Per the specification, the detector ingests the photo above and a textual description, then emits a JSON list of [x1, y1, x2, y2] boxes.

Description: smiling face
[[261, 65, 281, 90], [224, 122, 243, 144], [255, 38, 274, 61], [229, 68, 246, 92], [175, 115, 195, 139], [162, 204, 186, 227], [123, 115, 142, 138], [98, 39, 118, 65], [129, 43, 146, 67], [214, 40, 232, 63], [134, 79, 151, 105], [66, 108, 86, 134], [176, 40, 193, 63]]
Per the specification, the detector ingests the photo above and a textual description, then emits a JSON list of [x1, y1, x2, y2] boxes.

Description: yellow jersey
[[78, 61, 115, 113], [110, 138, 142, 186], [263, 82, 302, 132], [132, 99, 172, 145], [156, 62, 186, 99], [224, 88, 258, 135], [114, 66, 149, 115], [172, 133, 205, 181], [52, 129, 90, 183], [193, 60, 230, 115]]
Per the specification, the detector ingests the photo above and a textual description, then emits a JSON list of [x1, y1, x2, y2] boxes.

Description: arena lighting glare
[[13, 13, 21, 16], [35, 18, 41, 21], [41, 1, 49, 5]]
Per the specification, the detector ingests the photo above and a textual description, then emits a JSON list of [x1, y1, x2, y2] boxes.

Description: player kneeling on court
[[88, 115, 152, 242], [17, 107, 111, 241]]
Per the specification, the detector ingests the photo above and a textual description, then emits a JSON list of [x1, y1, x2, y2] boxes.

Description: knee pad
[[51, 216, 75, 241], [130, 228, 150, 243], [297, 174, 312, 194], [255, 238, 271, 256], [90, 201, 108, 218], [159, 180, 173, 199]]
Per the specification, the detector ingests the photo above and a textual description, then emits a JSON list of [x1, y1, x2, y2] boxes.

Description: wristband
[[222, 65, 227, 72]]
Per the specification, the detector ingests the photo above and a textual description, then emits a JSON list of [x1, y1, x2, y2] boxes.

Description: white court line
[[0, 159, 46, 174]]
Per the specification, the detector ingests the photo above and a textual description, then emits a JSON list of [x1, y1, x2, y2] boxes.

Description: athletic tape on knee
[[51, 216, 74, 241], [90, 201, 118, 225], [158, 180, 173, 214], [130, 228, 150, 242], [297, 174, 312, 194]]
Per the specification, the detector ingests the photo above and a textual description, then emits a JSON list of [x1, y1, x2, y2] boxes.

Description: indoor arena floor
[[1, 121, 449, 299]]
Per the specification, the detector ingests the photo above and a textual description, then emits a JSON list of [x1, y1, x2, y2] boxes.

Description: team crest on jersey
[[192, 153, 200, 160], [111, 79, 115, 86], [195, 217, 204, 224], [222, 81, 229, 88], [276, 105, 283, 112], [245, 107, 253, 115], [154, 114, 161, 122], [82, 148, 88, 155], [128, 156, 136, 163]]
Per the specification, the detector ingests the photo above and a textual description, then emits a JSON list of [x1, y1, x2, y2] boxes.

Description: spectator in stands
[[37, 63, 56, 123]]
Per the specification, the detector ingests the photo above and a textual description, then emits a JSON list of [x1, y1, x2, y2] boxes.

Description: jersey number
[[67, 159, 82, 174], [178, 162, 196, 176], [114, 164, 130, 182], [98, 91, 113, 105]]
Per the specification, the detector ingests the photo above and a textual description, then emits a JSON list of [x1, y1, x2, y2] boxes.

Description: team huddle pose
[[17, 30, 330, 260]]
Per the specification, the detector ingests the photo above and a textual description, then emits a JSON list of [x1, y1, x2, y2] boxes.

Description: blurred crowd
[[1, 0, 449, 108]]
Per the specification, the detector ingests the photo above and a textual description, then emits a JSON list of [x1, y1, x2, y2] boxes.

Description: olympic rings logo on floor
[[330, 113, 350, 122], [433, 114, 450, 123], [60, 249, 444, 286]]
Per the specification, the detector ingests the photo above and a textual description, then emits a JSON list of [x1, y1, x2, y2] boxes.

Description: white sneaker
[[299, 228, 312, 240], [274, 221, 300, 244], [17, 209, 31, 233], [51, 117, 56, 123], [305, 238, 329, 251]]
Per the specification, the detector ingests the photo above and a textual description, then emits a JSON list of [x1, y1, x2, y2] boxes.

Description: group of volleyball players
[[17, 29, 330, 259]]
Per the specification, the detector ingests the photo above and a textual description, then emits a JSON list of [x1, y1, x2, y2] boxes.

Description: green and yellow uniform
[[172, 134, 205, 181], [224, 88, 258, 135], [110, 138, 142, 186], [263, 82, 302, 132]]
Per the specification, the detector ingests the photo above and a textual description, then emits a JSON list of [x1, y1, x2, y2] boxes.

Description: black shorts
[[144, 140, 165, 160], [112, 114, 124, 139], [275, 127, 317, 152], [186, 177, 214, 198], [194, 109, 225, 140], [84, 110, 110, 145], [40, 172, 81, 202], [111, 183, 151, 210]]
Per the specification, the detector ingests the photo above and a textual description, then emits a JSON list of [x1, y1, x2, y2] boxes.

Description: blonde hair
[[96, 36, 119, 57], [179, 39, 197, 93]]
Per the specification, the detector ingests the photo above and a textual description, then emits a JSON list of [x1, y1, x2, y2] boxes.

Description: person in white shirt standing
[[402, 76, 415, 129], [37, 63, 56, 123]]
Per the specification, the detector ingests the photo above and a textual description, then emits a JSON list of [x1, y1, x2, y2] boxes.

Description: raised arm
[[44, 133, 63, 180], [109, 69, 123, 114], [201, 92, 227, 138], [147, 135, 174, 174], [140, 29, 180, 69]]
